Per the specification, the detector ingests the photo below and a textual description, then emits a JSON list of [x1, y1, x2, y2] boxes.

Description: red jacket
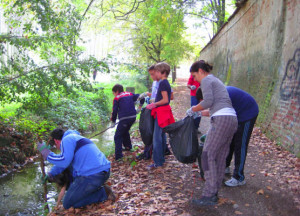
[[151, 105, 175, 128], [187, 75, 200, 96]]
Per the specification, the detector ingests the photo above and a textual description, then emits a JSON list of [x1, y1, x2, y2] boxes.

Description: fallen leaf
[[235, 211, 243, 215], [250, 173, 255, 177], [245, 203, 250, 207], [256, 189, 264, 195], [266, 186, 273, 191]]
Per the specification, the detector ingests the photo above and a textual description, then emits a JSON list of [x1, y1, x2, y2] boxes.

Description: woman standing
[[186, 60, 238, 206]]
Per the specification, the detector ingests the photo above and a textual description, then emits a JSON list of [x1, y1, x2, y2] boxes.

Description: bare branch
[[78, 0, 96, 30]]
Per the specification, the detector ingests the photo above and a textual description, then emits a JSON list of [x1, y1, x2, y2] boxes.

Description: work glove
[[40, 173, 53, 184], [146, 103, 157, 110], [138, 92, 147, 100], [186, 107, 195, 116], [193, 110, 202, 119], [37, 141, 51, 160], [190, 85, 196, 90], [110, 122, 116, 128]]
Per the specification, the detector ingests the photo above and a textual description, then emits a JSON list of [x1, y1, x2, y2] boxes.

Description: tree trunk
[[172, 65, 176, 83]]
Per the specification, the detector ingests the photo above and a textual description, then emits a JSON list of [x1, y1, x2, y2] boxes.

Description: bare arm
[[154, 91, 168, 106]]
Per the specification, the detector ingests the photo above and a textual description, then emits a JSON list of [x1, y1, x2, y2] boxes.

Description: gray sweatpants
[[201, 115, 238, 197]]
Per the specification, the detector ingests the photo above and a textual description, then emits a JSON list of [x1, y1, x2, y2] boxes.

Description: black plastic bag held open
[[163, 116, 199, 164], [139, 108, 154, 146]]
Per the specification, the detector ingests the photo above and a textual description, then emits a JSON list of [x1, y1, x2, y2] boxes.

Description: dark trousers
[[226, 116, 257, 181], [114, 118, 136, 160], [191, 96, 201, 129], [143, 133, 170, 159]]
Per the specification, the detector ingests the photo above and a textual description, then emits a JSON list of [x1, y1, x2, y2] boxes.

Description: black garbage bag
[[139, 108, 154, 146], [163, 116, 199, 164]]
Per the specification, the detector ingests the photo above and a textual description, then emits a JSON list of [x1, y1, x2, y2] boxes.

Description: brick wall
[[199, 0, 300, 155]]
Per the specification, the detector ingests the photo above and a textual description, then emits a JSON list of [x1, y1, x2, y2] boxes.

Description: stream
[[0, 125, 115, 215]]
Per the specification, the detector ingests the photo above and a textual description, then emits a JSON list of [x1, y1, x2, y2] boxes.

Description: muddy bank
[[0, 124, 37, 176]]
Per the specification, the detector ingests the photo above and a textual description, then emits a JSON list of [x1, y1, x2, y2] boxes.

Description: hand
[[40, 173, 53, 184], [190, 85, 196, 90], [146, 103, 157, 110], [186, 107, 194, 116], [136, 107, 141, 114], [37, 141, 51, 160]]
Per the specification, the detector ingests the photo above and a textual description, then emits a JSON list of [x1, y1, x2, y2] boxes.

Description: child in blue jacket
[[111, 84, 145, 160]]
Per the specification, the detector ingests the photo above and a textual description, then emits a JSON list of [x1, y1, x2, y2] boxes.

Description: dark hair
[[112, 84, 124, 93], [51, 128, 65, 140], [148, 64, 155, 71], [154, 62, 170, 77], [190, 60, 213, 73]]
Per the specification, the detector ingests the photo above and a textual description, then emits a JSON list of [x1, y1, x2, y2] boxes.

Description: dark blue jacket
[[111, 91, 144, 122], [227, 86, 259, 122]]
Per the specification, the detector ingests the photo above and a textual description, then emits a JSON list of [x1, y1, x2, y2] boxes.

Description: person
[[111, 84, 145, 161], [37, 128, 114, 209], [146, 62, 175, 169], [137, 65, 172, 161], [224, 86, 259, 187], [93, 69, 97, 81], [186, 60, 238, 206], [187, 74, 201, 130]]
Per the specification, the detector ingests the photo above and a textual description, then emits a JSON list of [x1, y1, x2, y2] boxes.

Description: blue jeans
[[152, 118, 166, 166], [191, 96, 201, 129], [63, 170, 110, 209], [114, 118, 136, 160]]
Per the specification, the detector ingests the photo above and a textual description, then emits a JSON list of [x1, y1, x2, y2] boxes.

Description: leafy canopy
[[0, 0, 109, 107]]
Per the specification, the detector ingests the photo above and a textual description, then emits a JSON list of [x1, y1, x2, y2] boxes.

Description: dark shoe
[[122, 147, 132, 151], [147, 163, 162, 170], [192, 195, 218, 206], [115, 157, 123, 162], [136, 153, 145, 161], [104, 184, 116, 202]]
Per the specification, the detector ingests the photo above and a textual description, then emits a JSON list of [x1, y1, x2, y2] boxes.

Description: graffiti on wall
[[280, 48, 300, 103]]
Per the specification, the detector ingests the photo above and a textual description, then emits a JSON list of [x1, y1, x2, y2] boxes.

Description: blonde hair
[[154, 62, 170, 77]]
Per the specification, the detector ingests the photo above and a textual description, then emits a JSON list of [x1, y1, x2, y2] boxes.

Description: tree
[[0, 0, 109, 108], [186, 0, 235, 35]]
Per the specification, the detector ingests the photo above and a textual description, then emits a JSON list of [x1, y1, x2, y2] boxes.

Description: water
[[0, 125, 115, 216]]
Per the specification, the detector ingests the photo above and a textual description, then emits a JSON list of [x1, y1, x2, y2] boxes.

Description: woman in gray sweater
[[186, 60, 238, 206]]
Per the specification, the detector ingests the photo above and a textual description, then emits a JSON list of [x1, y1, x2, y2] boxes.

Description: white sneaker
[[225, 177, 246, 187], [225, 167, 230, 174]]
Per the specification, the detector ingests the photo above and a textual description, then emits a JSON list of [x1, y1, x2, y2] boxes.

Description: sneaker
[[104, 184, 116, 202], [147, 163, 161, 170], [192, 195, 218, 206], [225, 177, 246, 187], [225, 167, 231, 174]]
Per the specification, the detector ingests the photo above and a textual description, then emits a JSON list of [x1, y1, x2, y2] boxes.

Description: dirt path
[[50, 78, 300, 215]]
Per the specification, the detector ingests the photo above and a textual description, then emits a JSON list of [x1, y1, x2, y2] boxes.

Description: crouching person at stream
[[37, 128, 115, 209]]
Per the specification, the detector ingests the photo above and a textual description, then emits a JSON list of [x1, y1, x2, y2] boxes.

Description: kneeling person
[[38, 128, 114, 209]]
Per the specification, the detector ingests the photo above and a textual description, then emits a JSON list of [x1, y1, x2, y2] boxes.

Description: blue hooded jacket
[[48, 130, 110, 177]]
